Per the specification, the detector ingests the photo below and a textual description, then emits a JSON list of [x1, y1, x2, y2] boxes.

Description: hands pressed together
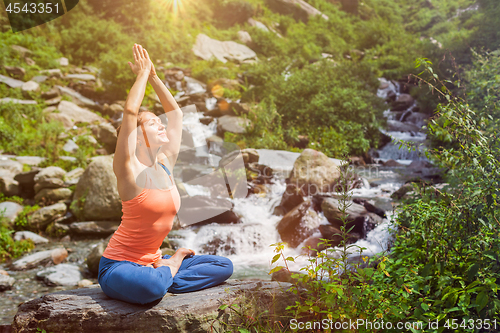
[[128, 43, 156, 78]]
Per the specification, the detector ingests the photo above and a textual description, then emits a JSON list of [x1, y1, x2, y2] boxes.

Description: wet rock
[[391, 93, 414, 111], [36, 263, 82, 286], [266, 0, 328, 22], [71, 156, 122, 221], [10, 248, 65, 270], [34, 166, 66, 184], [34, 188, 73, 205], [301, 236, 328, 256], [383, 159, 404, 167], [0, 202, 24, 224], [78, 279, 94, 288], [12, 280, 296, 333], [51, 248, 68, 265], [0, 74, 24, 88], [352, 198, 386, 218], [289, 149, 342, 195], [28, 202, 67, 229], [321, 198, 367, 235], [386, 120, 421, 133], [0, 274, 15, 291], [390, 183, 415, 200], [275, 183, 304, 216], [192, 33, 258, 64], [69, 221, 120, 237], [277, 200, 317, 248], [408, 160, 433, 169], [5, 66, 25, 79], [217, 115, 253, 136], [177, 196, 239, 227], [13, 231, 49, 244]]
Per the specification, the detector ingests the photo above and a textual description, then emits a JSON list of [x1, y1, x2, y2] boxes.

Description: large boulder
[[321, 197, 368, 235], [276, 200, 317, 248], [192, 34, 257, 64], [266, 0, 328, 22], [288, 149, 342, 195], [71, 156, 122, 221], [12, 280, 296, 333]]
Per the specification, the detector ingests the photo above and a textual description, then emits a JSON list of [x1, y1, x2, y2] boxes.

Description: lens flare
[[161, 0, 187, 16]]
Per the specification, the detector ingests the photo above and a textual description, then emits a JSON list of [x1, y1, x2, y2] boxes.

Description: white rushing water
[[173, 77, 425, 279]]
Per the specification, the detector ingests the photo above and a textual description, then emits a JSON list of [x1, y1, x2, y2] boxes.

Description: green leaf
[[467, 264, 480, 281], [271, 253, 280, 264], [269, 266, 283, 274], [476, 291, 489, 312], [219, 304, 229, 310], [421, 303, 429, 312]]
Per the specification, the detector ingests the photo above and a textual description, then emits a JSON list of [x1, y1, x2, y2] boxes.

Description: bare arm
[[113, 44, 151, 182], [148, 69, 183, 167]]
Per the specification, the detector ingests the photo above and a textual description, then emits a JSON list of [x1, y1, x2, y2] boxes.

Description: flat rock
[[56, 86, 96, 107], [13, 231, 49, 244], [34, 188, 73, 204], [58, 57, 69, 66], [65, 74, 96, 81], [0, 98, 37, 105], [12, 280, 295, 333], [14, 156, 45, 166], [69, 221, 120, 236], [192, 33, 257, 64], [10, 248, 65, 270], [39, 69, 62, 77], [0, 74, 24, 88], [21, 81, 39, 93], [31, 75, 48, 83], [34, 177, 65, 193], [63, 139, 79, 153], [248, 18, 269, 32], [0, 201, 24, 223], [36, 263, 82, 286]]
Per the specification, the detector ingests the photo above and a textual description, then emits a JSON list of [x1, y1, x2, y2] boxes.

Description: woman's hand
[[149, 60, 157, 79], [127, 44, 152, 76]]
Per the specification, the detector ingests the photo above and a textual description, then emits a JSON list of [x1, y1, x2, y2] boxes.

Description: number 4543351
[[444, 319, 497, 330], [5, 2, 60, 14]]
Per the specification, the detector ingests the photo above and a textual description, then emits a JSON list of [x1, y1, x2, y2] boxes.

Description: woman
[[97, 44, 233, 305]]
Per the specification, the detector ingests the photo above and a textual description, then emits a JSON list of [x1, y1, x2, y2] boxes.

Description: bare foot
[[153, 248, 195, 276]]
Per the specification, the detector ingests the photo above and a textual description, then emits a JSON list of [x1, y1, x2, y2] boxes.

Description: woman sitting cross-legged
[[97, 44, 233, 305]]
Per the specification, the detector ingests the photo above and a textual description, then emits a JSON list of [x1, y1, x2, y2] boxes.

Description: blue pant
[[98, 254, 233, 305]]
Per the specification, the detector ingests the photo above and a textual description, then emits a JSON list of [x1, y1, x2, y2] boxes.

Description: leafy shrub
[[0, 225, 34, 262]]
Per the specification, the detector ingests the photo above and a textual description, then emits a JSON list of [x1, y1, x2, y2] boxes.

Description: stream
[[0, 78, 429, 325]]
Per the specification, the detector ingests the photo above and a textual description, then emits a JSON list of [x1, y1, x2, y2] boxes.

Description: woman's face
[[138, 112, 169, 147]]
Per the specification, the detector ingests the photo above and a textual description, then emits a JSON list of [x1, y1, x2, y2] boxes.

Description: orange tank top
[[102, 164, 181, 265]]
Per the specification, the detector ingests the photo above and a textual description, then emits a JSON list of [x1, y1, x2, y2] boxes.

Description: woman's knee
[[216, 257, 233, 280]]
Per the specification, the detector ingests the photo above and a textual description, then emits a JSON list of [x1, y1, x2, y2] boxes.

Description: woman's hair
[[115, 109, 154, 138]]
